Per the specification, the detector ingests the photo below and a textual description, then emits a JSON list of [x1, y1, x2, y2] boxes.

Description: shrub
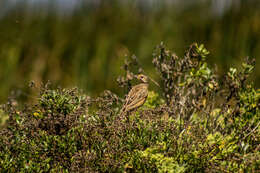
[[0, 43, 259, 172]]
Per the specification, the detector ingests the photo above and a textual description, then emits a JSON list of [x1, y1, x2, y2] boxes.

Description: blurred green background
[[0, 0, 259, 102]]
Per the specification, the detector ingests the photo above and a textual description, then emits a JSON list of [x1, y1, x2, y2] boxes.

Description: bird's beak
[[148, 76, 160, 87]]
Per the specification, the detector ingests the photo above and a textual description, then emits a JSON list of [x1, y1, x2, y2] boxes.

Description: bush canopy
[[0, 43, 259, 172]]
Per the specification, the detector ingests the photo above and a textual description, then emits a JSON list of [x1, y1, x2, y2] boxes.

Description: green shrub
[[0, 43, 259, 172]]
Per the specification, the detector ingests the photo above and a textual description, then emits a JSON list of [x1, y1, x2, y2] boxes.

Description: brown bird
[[120, 74, 149, 116]]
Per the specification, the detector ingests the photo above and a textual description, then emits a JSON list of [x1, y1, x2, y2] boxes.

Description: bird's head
[[136, 74, 149, 83], [135, 74, 160, 87]]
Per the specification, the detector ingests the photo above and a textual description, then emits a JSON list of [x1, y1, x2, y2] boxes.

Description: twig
[[242, 121, 260, 140]]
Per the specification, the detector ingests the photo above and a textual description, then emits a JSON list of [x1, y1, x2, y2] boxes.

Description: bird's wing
[[123, 84, 148, 112], [125, 96, 147, 111], [124, 84, 145, 105]]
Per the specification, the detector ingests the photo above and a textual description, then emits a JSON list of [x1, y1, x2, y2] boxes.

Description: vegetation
[[0, 43, 259, 172], [0, 1, 260, 102]]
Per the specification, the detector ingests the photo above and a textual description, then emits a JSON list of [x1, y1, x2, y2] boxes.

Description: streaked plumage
[[120, 74, 149, 116]]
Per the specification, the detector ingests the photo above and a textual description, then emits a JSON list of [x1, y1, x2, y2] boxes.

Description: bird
[[120, 74, 149, 117]]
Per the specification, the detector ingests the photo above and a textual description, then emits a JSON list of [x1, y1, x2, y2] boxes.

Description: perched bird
[[120, 74, 149, 116]]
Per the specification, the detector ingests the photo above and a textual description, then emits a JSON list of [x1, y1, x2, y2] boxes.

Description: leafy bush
[[0, 43, 259, 172]]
